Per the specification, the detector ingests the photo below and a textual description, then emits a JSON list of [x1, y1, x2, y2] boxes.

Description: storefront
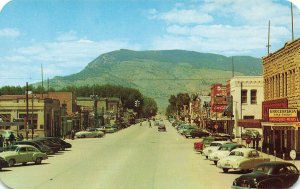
[[261, 122, 300, 159]]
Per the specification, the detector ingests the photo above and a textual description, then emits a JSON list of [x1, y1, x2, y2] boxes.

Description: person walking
[[9, 132, 15, 146], [0, 135, 4, 148], [71, 129, 75, 140], [149, 120, 152, 128]]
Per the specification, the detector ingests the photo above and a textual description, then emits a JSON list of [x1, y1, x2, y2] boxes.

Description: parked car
[[0, 156, 9, 170], [0, 145, 48, 167], [241, 129, 261, 140], [208, 143, 245, 165], [34, 138, 61, 153], [14, 140, 53, 154], [43, 137, 72, 150], [217, 148, 270, 173], [194, 136, 230, 153], [75, 128, 105, 138], [232, 161, 299, 189], [178, 125, 195, 135], [97, 125, 117, 133], [202, 141, 233, 159], [186, 129, 210, 138]]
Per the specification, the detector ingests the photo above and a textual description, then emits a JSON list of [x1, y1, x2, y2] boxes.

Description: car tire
[[61, 146, 65, 151], [214, 161, 217, 165], [206, 156, 208, 159], [82, 135, 86, 138], [223, 168, 229, 173], [22, 162, 27, 166], [8, 159, 15, 167], [35, 157, 42, 165]]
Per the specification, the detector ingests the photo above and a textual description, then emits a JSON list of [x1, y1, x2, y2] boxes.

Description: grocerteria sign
[[269, 108, 298, 122]]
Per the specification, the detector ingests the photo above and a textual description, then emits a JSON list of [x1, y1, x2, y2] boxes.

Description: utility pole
[[232, 57, 234, 78], [31, 94, 34, 139], [291, 2, 294, 41], [25, 82, 29, 140], [267, 20, 271, 55]]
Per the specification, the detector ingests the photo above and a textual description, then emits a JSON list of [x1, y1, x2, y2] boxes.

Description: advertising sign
[[269, 108, 298, 122]]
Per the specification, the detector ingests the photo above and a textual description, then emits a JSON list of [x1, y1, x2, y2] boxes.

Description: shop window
[[251, 90, 257, 104], [244, 116, 254, 119], [241, 89, 247, 104]]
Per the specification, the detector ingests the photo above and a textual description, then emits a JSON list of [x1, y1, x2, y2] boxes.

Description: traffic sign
[[290, 150, 296, 160]]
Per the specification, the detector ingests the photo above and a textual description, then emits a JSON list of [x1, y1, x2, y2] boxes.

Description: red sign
[[269, 117, 298, 122], [212, 105, 226, 112]]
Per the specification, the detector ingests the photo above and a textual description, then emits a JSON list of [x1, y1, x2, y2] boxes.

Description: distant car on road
[[158, 125, 166, 132], [0, 145, 48, 167], [217, 148, 270, 173], [232, 161, 299, 189]]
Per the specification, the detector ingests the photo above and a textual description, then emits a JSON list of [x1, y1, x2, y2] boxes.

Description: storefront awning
[[238, 119, 262, 128]]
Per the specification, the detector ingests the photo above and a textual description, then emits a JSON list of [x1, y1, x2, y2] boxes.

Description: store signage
[[269, 108, 298, 122]]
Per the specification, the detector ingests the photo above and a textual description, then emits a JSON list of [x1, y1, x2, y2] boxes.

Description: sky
[[0, 0, 299, 86]]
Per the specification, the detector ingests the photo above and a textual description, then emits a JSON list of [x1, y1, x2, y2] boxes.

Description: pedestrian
[[9, 132, 15, 146], [255, 134, 260, 150], [0, 135, 4, 148], [71, 129, 75, 140], [140, 121, 142, 126], [149, 120, 152, 128], [19, 133, 24, 141]]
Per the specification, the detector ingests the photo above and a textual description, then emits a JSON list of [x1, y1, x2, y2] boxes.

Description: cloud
[[148, 0, 296, 57], [0, 31, 141, 84], [0, 28, 20, 38]]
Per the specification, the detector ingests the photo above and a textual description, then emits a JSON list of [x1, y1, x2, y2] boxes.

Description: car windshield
[[229, 151, 244, 156], [255, 165, 271, 174], [210, 143, 222, 147]]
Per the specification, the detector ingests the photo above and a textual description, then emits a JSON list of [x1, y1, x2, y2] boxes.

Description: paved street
[[1, 121, 245, 189]]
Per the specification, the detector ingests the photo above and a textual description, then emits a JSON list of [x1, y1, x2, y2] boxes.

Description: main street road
[[1, 121, 242, 189]]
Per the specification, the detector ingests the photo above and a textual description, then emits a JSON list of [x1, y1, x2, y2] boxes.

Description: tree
[[141, 97, 158, 118]]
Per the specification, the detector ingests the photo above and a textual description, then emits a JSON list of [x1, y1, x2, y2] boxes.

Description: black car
[[34, 138, 61, 153], [14, 140, 54, 154], [232, 161, 299, 189], [43, 137, 72, 150], [0, 157, 9, 171], [189, 129, 210, 138]]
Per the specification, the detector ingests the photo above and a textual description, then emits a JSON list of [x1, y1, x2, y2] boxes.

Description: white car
[[202, 141, 232, 159], [75, 128, 105, 138], [217, 148, 270, 173], [208, 143, 245, 165]]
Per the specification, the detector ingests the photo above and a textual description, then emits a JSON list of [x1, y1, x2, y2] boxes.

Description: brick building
[[261, 39, 300, 158]]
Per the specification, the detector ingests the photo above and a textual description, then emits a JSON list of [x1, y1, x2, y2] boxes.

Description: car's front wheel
[[223, 168, 229, 173], [8, 159, 15, 167], [35, 157, 42, 164]]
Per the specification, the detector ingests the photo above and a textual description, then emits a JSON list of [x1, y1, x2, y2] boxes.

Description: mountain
[[49, 49, 263, 111]]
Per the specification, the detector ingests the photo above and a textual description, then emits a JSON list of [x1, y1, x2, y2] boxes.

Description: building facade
[[262, 39, 300, 158], [0, 95, 61, 137], [230, 76, 264, 137]]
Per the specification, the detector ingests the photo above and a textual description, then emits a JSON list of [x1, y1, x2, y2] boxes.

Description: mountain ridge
[[48, 49, 263, 110]]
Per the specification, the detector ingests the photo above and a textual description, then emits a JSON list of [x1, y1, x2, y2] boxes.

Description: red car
[[194, 136, 229, 153]]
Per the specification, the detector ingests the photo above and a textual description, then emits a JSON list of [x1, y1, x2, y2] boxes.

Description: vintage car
[[241, 129, 261, 140], [75, 128, 105, 138], [202, 141, 232, 159], [14, 140, 54, 155], [232, 161, 299, 189], [208, 143, 245, 165], [185, 129, 210, 138], [194, 136, 230, 153], [0, 145, 48, 167], [0, 157, 9, 170], [217, 148, 270, 173], [158, 124, 166, 132]]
